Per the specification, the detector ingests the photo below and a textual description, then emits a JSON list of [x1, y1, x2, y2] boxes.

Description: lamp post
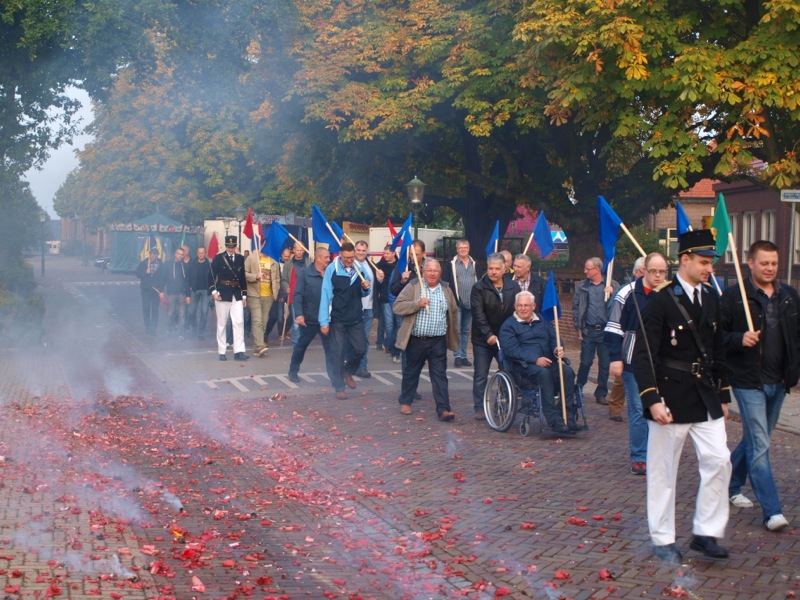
[[405, 176, 426, 240], [234, 206, 246, 252], [39, 210, 47, 277]]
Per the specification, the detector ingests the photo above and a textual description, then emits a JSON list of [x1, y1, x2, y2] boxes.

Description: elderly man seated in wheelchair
[[497, 290, 579, 435]]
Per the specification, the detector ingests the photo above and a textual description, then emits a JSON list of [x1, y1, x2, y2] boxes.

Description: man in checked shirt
[[393, 260, 460, 420]]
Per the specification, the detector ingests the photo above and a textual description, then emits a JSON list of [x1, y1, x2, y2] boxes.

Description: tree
[[513, 0, 800, 190]]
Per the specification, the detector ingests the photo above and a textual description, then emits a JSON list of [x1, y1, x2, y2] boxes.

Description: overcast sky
[[24, 88, 94, 218]]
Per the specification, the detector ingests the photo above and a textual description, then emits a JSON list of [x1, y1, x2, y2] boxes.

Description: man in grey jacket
[[572, 256, 619, 405]]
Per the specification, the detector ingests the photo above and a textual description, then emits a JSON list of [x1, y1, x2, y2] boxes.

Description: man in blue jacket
[[319, 242, 371, 399], [604, 252, 668, 476], [498, 290, 575, 434]]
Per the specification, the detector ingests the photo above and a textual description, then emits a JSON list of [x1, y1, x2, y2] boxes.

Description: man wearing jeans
[[721, 240, 800, 532], [605, 252, 667, 476], [573, 257, 618, 404]]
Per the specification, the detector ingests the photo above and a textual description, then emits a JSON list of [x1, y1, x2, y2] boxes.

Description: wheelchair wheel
[[484, 370, 517, 432], [519, 420, 530, 437]]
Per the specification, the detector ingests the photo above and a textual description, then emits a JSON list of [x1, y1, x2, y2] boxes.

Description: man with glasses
[[605, 252, 668, 476], [573, 257, 619, 405]]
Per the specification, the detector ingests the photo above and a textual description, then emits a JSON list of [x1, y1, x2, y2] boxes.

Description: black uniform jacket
[[632, 279, 730, 423], [211, 252, 247, 302]]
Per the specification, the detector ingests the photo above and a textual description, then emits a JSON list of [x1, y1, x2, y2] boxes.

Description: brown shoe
[[344, 373, 357, 389], [474, 410, 486, 421], [335, 391, 347, 400], [596, 396, 608, 405], [439, 410, 455, 422], [399, 404, 413, 415]]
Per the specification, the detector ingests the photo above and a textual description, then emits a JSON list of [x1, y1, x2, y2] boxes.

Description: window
[[663, 227, 678, 259], [726, 213, 738, 263], [742, 212, 756, 261], [761, 210, 776, 242]]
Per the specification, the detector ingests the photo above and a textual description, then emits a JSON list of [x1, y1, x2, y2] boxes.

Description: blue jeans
[[381, 303, 398, 355], [472, 343, 499, 412], [329, 321, 366, 392], [359, 308, 373, 371], [622, 369, 648, 462], [289, 322, 334, 382], [188, 290, 210, 337], [454, 306, 472, 359], [729, 384, 785, 521], [576, 327, 610, 399]]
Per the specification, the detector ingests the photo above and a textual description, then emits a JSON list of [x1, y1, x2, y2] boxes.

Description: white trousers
[[646, 417, 731, 546], [215, 299, 245, 355]]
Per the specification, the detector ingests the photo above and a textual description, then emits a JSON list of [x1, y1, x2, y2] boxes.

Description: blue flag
[[390, 213, 413, 251], [264, 221, 291, 262], [541, 271, 561, 321], [532, 211, 554, 259], [675, 201, 692, 235], [330, 221, 345, 246], [312, 204, 341, 254], [397, 245, 409, 274], [598, 196, 623, 273], [485, 220, 500, 257]]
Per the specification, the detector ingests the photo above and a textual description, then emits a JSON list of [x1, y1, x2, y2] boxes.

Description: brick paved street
[[0, 256, 797, 599]]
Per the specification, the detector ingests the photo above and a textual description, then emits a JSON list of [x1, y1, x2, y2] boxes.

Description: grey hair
[[515, 290, 536, 305]]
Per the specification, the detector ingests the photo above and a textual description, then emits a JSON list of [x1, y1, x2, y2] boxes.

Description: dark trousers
[[515, 362, 576, 427], [398, 335, 450, 415], [141, 289, 160, 334], [289, 323, 334, 382], [577, 327, 610, 399], [472, 343, 500, 412], [265, 301, 285, 340], [328, 321, 367, 392]]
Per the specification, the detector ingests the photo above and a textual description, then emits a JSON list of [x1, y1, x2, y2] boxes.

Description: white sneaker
[[730, 493, 754, 508], [766, 514, 789, 531]]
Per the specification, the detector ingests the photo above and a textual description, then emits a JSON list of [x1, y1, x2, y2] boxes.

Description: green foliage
[[614, 225, 663, 276], [0, 173, 42, 264]]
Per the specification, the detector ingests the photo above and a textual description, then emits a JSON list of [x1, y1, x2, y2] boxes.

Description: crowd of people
[[136, 229, 797, 561]]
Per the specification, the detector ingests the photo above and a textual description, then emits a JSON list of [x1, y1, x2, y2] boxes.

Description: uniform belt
[[219, 280, 240, 287], [588, 324, 604, 330], [659, 357, 707, 377], [414, 335, 445, 340]]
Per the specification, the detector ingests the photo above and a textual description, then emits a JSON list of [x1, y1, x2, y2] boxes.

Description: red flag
[[208, 232, 219, 259], [287, 267, 297, 305], [243, 207, 254, 240], [387, 219, 404, 247]]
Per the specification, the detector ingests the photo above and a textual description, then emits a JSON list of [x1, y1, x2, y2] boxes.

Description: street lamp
[[405, 176, 426, 239], [39, 210, 48, 277], [234, 205, 246, 251]]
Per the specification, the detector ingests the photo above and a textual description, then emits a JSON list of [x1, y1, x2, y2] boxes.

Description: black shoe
[[219, 354, 227, 361], [234, 352, 250, 361], [454, 357, 464, 367], [595, 396, 608, 405], [461, 358, 472, 367], [689, 535, 729, 559], [355, 369, 371, 379], [288, 373, 300, 383], [414, 393, 422, 400], [568, 421, 586, 433], [552, 422, 573, 435], [652, 543, 682, 564]]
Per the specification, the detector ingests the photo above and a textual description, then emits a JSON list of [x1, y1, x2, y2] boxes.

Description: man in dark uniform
[[211, 236, 249, 361], [135, 248, 162, 336], [633, 229, 732, 564]]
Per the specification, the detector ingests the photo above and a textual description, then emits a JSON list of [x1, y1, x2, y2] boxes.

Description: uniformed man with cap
[[633, 228, 732, 564], [211, 235, 249, 361]]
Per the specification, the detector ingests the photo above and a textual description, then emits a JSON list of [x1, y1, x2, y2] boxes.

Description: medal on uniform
[[670, 329, 677, 346]]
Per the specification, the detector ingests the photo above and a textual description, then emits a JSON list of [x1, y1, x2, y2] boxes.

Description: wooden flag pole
[[553, 313, 568, 425], [619, 223, 647, 257], [604, 258, 615, 302], [324, 222, 366, 283], [522, 231, 534, 255], [287, 233, 311, 256], [409, 245, 429, 313], [727, 231, 754, 331]]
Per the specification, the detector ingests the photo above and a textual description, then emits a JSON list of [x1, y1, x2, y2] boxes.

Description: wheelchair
[[483, 355, 588, 436]]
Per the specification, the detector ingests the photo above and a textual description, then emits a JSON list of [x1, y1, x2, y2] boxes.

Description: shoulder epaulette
[[701, 281, 713, 289], [654, 280, 672, 292]]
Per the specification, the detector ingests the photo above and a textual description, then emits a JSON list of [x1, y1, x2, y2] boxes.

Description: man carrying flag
[[245, 235, 281, 357], [135, 246, 163, 336]]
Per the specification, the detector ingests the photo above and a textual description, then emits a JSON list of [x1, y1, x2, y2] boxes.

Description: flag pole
[[727, 232, 754, 331], [619, 223, 647, 257], [522, 232, 534, 255], [604, 258, 615, 302], [409, 244, 429, 313], [552, 310, 568, 425], [324, 222, 366, 283], [286, 233, 311, 256]]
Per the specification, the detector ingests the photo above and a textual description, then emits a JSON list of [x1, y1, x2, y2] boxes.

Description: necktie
[[693, 288, 700, 306]]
